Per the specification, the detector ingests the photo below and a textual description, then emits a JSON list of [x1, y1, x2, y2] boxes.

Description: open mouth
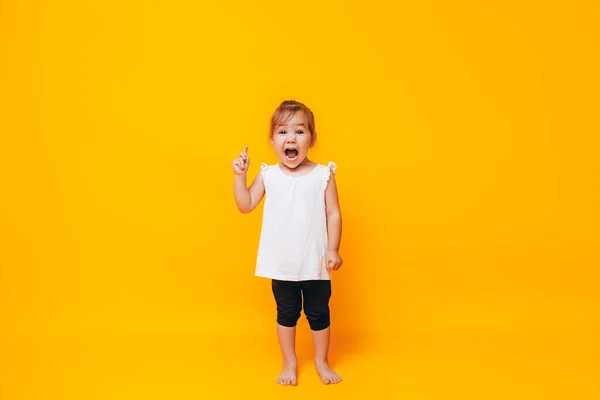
[[284, 149, 298, 160]]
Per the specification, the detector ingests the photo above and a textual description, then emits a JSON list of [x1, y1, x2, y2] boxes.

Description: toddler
[[232, 100, 343, 385]]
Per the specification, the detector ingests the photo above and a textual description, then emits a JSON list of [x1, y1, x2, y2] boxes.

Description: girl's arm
[[234, 173, 265, 214], [325, 173, 342, 251], [233, 146, 265, 213]]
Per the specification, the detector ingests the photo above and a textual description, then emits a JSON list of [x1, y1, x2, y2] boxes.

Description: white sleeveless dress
[[255, 161, 337, 281]]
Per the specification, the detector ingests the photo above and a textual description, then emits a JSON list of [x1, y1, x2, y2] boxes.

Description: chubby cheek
[[270, 137, 282, 150], [302, 141, 314, 154]]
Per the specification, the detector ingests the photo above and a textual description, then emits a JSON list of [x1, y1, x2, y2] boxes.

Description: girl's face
[[270, 111, 315, 169]]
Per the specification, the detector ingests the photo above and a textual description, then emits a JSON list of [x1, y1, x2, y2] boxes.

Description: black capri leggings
[[271, 279, 331, 331]]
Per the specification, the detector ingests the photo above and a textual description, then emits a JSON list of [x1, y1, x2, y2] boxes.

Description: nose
[[286, 133, 296, 143]]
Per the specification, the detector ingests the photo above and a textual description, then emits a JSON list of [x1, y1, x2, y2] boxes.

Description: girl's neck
[[278, 158, 316, 175]]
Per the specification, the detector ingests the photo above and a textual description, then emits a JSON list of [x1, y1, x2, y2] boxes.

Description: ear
[[270, 134, 274, 147], [310, 131, 317, 147]]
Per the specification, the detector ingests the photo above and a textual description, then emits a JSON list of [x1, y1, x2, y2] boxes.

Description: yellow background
[[1, 0, 599, 398]]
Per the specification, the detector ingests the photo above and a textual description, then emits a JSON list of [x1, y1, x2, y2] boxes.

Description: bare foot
[[277, 361, 298, 386], [315, 359, 342, 384]]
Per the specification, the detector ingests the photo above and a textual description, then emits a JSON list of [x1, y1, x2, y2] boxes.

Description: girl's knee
[[305, 309, 330, 331]]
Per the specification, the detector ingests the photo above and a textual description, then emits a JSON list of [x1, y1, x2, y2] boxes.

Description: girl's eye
[[278, 130, 286, 135], [296, 130, 304, 134]]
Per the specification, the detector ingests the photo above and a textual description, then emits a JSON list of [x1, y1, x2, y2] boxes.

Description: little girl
[[232, 100, 343, 385]]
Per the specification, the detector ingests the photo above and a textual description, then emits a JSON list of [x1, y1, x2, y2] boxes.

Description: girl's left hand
[[326, 250, 343, 272]]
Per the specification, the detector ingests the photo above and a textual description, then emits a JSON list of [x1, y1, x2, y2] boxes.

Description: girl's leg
[[303, 281, 342, 384], [272, 280, 301, 385], [311, 326, 342, 384], [277, 324, 298, 385]]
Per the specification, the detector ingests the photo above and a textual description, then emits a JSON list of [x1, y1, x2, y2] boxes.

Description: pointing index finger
[[244, 146, 248, 154]]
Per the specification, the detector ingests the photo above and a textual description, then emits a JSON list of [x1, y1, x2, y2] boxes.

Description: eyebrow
[[277, 123, 306, 128]]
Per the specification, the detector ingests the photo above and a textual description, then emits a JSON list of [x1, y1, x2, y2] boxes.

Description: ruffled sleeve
[[327, 161, 337, 175], [324, 161, 337, 190], [260, 162, 269, 183]]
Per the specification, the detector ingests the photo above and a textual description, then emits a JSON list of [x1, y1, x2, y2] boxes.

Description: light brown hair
[[269, 100, 316, 144]]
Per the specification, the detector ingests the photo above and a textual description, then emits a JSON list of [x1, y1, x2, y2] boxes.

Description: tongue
[[287, 150, 298, 158]]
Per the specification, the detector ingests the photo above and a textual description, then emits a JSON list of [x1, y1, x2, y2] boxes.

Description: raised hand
[[232, 146, 250, 176]]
